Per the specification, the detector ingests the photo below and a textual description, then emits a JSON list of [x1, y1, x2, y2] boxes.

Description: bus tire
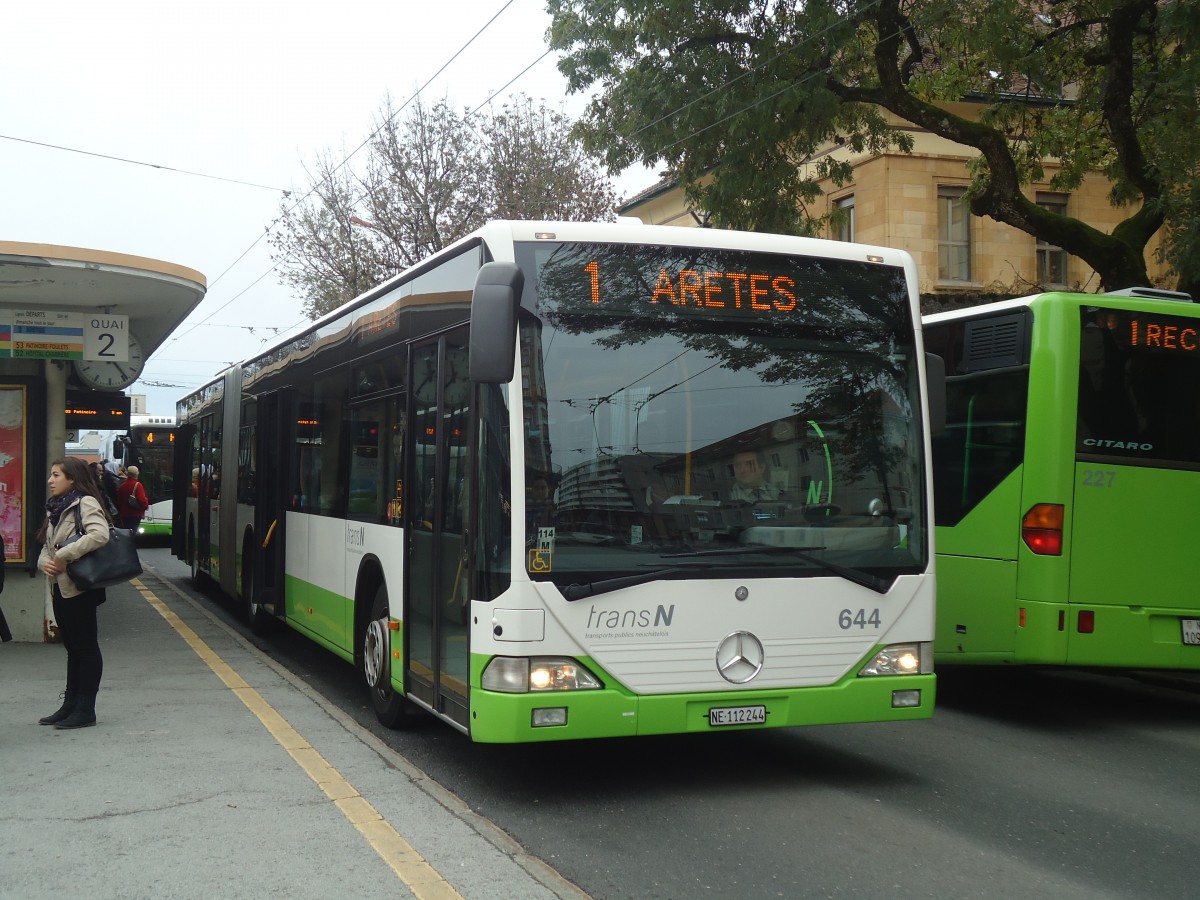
[[242, 535, 272, 636], [187, 521, 206, 588], [363, 583, 418, 729]]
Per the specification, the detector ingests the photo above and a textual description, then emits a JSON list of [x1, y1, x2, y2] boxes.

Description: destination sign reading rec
[[1126, 315, 1199, 353], [1097, 308, 1200, 356]]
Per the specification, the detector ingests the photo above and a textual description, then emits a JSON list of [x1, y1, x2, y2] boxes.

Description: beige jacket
[[38, 494, 111, 598]]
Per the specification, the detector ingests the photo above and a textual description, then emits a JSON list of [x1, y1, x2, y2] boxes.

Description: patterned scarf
[[45, 489, 84, 528]]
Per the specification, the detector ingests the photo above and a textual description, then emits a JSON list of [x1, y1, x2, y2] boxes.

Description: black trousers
[[51, 584, 106, 694]]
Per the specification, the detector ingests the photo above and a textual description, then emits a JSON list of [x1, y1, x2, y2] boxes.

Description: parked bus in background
[[173, 221, 941, 743], [924, 287, 1200, 670], [114, 414, 176, 540]]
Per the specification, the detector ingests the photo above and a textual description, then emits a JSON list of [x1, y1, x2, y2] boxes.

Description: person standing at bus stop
[[36, 457, 111, 729], [91, 461, 120, 519], [116, 465, 148, 532]]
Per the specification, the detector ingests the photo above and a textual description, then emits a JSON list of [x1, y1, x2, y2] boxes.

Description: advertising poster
[[0, 386, 26, 562]]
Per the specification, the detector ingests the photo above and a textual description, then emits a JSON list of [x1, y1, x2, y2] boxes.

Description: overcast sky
[[1, 0, 653, 415]]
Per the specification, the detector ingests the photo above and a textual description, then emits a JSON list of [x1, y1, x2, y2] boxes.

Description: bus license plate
[[1182, 619, 1200, 646], [709, 705, 766, 727]]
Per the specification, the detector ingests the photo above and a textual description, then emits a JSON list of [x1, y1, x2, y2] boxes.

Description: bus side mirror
[[925, 352, 946, 437], [469, 262, 525, 384]]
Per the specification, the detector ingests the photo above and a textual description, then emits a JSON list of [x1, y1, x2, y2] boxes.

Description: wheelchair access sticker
[[527, 527, 555, 572]]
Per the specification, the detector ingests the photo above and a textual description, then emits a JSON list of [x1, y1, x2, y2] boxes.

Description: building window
[[1036, 192, 1069, 288], [833, 195, 854, 242], [938, 186, 972, 282]]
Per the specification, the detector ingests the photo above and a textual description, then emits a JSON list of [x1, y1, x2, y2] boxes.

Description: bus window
[[348, 394, 405, 525], [932, 369, 1028, 526], [238, 401, 256, 505], [298, 370, 348, 517]]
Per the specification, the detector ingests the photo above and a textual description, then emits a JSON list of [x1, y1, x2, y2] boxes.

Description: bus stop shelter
[[0, 241, 206, 642]]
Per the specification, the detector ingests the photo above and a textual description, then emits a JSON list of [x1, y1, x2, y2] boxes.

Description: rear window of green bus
[[1077, 307, 1200, 468]]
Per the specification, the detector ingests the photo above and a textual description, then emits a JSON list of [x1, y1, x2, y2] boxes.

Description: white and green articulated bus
[[173, 220, 940, 743]]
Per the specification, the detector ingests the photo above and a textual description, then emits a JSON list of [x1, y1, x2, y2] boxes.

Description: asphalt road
[[144, 547, 1200, 900]]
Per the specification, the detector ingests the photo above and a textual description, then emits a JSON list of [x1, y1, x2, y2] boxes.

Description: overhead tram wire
[[465, 0, 622, 118], [468, 48, 555, 116], [661, 12, 944, 160], [0, 133, 289, 194], [523, 1, 936, 183], [1, 3, 538, 392], [160, 0, 524, 354], [567, 0, 949, 204], [172, 0, 628, 355], [165, 4, 922, 374], [173, 6, 890, 380], [620, 0, 885, 148]]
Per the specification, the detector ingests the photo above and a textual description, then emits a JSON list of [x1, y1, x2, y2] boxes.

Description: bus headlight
[[482, 657, 603, 693], [858, 642, 928, 676]]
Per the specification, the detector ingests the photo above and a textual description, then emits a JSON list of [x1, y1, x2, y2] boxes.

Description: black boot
[[38, 691, 77, 726], [55, 692, 97, 730]]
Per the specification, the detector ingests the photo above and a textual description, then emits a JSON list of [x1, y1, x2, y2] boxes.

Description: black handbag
[[62, 506, 143, 591]]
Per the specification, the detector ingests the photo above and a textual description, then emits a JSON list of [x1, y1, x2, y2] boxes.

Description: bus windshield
[[129, 427, 175, 505], [118, 418, 177, 539], [516, 240, 927, 591]]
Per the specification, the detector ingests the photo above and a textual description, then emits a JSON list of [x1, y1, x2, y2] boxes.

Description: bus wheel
[[188, 522, 205, 588], [242, 540, 271, 636], [363, 584, 416, 729]]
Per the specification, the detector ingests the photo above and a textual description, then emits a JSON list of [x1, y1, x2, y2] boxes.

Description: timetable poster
[[0, 386, 26, 562]]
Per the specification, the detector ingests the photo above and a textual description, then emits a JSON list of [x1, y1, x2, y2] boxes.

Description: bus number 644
[[839, 608, 882, 630]]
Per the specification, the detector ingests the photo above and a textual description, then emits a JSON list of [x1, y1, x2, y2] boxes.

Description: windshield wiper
[[561, 566, 701, 601], [666, 545, 892, 594], [663, 545, 823, 558], [560, 548, 893, 600], [792, 550, 892, 594]]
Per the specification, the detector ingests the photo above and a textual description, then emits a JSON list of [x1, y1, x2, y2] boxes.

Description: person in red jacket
[[116, 465, 149, 532]]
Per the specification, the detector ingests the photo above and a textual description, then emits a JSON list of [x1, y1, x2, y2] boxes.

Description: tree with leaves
[[548, 0, 1200, 295], [271, 94, 618, 319]]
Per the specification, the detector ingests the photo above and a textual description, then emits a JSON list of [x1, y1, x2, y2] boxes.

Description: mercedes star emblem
[[715, 631, 765, 684]]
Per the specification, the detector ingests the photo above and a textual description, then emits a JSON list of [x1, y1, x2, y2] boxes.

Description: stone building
[[621, 104, 1172, 308]]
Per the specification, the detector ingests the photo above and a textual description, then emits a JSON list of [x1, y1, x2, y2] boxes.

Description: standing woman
[[116, 464, 148, 532], [37, 457, 111, 729]]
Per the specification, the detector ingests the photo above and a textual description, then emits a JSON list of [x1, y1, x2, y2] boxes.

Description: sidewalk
[[0, 565, 586, 900]]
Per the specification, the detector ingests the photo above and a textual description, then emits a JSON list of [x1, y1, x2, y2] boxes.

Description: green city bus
[[924, 287, 1200, 669]]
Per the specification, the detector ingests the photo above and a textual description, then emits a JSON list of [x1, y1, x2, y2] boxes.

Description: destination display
[[586, 259, 803, 312], [1077, 307, 1200, 466], [529, 241, 909, 329], [1091, 307, 1200, 356], [65, 390, 131, 429]]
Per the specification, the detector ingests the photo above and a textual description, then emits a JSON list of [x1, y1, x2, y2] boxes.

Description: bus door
[[406, 333, 472, 727], [172, 422, 196, 559], [252, 390, 291, 618], [195, 413, 218, 577]]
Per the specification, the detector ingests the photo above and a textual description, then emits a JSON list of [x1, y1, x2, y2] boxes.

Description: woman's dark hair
[[36, 457, 112, 543]]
